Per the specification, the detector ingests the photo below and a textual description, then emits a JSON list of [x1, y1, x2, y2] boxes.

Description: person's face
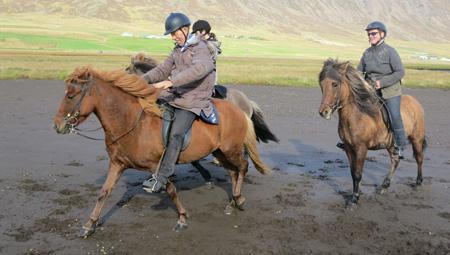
[[367, 29, 384, 45], [171, 27, 189, 46]]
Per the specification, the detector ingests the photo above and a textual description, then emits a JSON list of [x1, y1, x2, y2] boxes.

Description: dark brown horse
[[126, 53, 279, 182], [53, 67, 271, 237], [318, 59, 427, 207]]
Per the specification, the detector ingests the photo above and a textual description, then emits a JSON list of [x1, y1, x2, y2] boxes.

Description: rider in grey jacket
[[359, 21, 407, 158], [337, 21, 407, 159]]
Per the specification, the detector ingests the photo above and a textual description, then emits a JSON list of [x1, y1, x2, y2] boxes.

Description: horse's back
[[213, 98, 248, 145], [180, 99, 247, 162], [401, 94, 425, 137]]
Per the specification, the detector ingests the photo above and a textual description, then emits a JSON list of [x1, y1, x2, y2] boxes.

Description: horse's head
[[318, 59, 378, 120], [125, 53, 158, 75], [318, 59, 352, 119], [53, 67, 96, 134]]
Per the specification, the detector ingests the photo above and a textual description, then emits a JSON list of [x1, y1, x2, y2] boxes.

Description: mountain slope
[[1, 0, 449, 42]]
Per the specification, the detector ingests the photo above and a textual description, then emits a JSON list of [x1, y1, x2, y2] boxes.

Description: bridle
[[320, 80, 343, 114], [64, 79, 93, 134]]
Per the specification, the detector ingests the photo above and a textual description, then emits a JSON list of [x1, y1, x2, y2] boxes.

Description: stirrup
[[393, 146, 404, 160], [143, 175, 166, 193]]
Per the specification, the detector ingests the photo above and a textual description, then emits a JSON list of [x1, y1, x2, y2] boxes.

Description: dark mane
[[126, 53, 159, 74], [320, 59, 379, 117]]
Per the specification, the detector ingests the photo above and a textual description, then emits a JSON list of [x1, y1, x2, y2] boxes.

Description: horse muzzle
[[53, 120, 71, 134], [319, 105, 333, 120]]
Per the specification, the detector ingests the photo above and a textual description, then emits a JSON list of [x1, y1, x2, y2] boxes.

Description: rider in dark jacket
[[359, 21, 407, 158]]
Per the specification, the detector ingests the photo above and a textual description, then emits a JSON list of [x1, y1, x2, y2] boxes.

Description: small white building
[[121, 32, 133, 37]]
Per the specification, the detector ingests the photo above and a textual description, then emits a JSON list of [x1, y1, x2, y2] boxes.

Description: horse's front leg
[[79, 162, 125, 238], [165, 182, 188, 232], [345, 146, 367, 208]]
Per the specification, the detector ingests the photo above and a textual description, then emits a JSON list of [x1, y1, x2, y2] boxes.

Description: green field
[[1, 14, 450, 88]]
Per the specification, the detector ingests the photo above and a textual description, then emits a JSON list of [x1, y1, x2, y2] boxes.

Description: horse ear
[[79, 67, 92, 83], [342, 62, 350, 73]]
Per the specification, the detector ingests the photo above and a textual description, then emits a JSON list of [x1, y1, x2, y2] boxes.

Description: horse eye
[[332, 82, 339, 88]]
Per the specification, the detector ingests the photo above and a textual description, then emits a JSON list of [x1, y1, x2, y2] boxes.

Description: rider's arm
[[379, 47, 405, 88]]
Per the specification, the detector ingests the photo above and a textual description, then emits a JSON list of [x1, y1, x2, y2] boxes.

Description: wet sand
[[0, 80, 449, 254]]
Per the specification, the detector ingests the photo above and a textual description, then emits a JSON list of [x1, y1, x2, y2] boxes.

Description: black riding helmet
[[164, 12, 191, 35], [365, 21, 387, 36], [192, 20, 211, 34]]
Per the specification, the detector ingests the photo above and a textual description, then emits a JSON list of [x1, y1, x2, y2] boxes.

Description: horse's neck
[[338, 92, 381, 127], [93, 79, 148, 140]]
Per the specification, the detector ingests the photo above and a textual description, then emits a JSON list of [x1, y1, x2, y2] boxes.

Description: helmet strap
[[181, 27, 189, 45]]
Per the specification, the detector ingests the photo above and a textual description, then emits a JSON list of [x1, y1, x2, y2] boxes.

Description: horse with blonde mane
[[53, 67, 271, 237], [318, 59, 427, 208]]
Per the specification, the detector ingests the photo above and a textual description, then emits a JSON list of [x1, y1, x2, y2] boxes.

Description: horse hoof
[[173, 221, 188, 232], [235, 198, 246, 211], [416, 178, 423, 186], [377, 187, 387, 195], [205, 181, 214, 189], [224, 204, 234, 215], [78, 226, 95, 238], [345, 202, 357, 211]]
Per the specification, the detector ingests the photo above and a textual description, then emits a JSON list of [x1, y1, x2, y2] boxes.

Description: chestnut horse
[[53, 67, 271, 237], [318, 59, 427, 207]]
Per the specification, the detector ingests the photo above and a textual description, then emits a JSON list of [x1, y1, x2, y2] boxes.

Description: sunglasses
[[367, 32, 379, 37]]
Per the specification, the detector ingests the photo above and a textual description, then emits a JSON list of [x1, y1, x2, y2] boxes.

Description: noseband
[[64, 79, 93, 133]]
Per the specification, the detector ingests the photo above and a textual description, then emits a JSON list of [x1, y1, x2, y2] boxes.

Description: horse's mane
[[66, 66, 161, 116], [319, 59, 379, 117], [126, 53, 159, 74]]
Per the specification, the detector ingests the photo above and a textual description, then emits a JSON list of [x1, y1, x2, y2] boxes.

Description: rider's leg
[[143, 108, 196, 192], [384, 95, 407, 158]]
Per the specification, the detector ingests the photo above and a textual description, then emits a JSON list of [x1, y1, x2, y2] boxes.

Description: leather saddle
[[160, 101, 219, 151]]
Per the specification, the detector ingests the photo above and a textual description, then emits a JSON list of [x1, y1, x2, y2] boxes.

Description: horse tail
[[244, 116, 272, 175], [250, 100, 280, 143]]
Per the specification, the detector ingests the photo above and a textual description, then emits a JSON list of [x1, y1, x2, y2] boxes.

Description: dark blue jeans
[[157, 108, 196, 183], [384, 95, 407, 149]]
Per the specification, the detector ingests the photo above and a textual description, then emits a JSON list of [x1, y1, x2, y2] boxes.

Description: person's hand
[[153, 80, 173, 89], [375, 80, 381, 90]]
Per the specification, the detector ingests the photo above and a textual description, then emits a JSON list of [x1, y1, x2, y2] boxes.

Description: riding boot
[[393, 128, 407, 159], [143, 108, 196, 193]]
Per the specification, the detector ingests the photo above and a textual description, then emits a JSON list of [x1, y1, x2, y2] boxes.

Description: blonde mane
[[66, 66, 161, 116]]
